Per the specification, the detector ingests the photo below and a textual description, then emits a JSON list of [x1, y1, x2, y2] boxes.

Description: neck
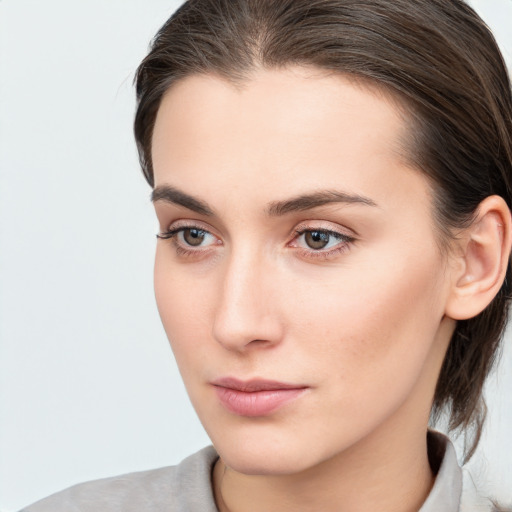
[[213, 421, 435, 512]]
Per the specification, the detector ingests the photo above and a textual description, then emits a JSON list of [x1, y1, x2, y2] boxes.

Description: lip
[[212, 377, 308, 417]]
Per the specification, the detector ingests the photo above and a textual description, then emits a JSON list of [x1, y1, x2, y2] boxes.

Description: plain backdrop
[[0, 1, 511, 510]]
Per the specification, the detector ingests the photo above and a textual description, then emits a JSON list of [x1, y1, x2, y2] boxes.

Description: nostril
[[247, 339, 272, 348]]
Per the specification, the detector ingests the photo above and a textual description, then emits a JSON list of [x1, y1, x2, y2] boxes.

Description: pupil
[[306, 231, 329, 249]]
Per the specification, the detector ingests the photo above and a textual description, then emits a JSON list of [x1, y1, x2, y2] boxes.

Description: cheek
[[154, 247, 218, 370], [287, 245, 447, 401]]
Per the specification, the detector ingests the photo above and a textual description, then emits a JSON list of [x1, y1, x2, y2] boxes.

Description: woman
[[22, 0, 512, 510]]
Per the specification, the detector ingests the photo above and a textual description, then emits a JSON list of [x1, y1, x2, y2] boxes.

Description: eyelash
[[156, 224, 356, 261]]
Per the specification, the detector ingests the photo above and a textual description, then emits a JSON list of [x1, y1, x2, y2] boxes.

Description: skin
[[150, 67, 507, 512]]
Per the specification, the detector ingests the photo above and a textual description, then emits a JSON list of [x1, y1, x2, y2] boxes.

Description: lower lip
[[213, 386, 307, 417]]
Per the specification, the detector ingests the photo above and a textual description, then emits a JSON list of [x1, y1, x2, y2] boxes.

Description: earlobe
[[445, 195, 512, 321]]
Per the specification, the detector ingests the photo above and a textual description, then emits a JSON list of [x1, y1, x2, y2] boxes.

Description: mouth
[[211, 377, 308, 417]]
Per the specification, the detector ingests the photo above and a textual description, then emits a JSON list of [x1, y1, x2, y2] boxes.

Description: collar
[[419, 430, 463, 512]]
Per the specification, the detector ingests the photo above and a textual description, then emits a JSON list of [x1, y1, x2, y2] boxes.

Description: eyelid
[[161, 218, 215, 231], [291, 228, 353, 244], [157, 227, 216, 243], [292, 220, 357, 239], [157, 219, 219, 239]]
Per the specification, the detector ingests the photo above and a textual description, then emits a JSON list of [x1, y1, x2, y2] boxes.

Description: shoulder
[[20, 446, 219, 512]]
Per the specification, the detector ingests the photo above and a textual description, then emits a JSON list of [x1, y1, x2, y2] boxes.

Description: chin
[[218, 443, 313, 476], [208, 423, 336, 476]]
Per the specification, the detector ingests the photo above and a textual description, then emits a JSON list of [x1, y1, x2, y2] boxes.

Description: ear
[[445, 195, 512, 321]]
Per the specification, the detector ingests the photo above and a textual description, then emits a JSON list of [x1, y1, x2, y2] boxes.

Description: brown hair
[[134, 0, 512, 462]]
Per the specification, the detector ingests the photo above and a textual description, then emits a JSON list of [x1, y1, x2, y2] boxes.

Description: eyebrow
[[151, 185, 378, 216]]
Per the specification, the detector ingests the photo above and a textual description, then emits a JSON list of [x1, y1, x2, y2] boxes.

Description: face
[[151, 67, 455, 475]]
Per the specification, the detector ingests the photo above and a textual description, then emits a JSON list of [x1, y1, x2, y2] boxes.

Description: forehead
[[151, 66, 427, 215], [152, 67, 409, 168]]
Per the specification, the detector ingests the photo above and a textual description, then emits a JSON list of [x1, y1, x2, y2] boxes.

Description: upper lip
[[212, 377, 307, 392]]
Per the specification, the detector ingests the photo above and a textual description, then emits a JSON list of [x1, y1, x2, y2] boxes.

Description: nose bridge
[[212, 243, 281, 351]]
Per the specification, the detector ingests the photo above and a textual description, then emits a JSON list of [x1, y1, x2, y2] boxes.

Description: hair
[[134, 0, 512, 463]]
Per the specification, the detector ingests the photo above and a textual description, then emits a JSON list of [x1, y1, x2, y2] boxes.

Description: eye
[[157, 225, 219, 251], [290, 227, 355, 260]]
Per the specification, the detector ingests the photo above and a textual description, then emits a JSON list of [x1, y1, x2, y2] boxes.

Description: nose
[[212, 247, 284, 352]]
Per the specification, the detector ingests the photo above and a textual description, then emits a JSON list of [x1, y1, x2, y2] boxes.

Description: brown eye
[[304, 231, 330, 250], [183, 228, 206, 246]]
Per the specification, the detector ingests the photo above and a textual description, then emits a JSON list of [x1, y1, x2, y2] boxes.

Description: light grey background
[[0, 1, 511, 510]]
